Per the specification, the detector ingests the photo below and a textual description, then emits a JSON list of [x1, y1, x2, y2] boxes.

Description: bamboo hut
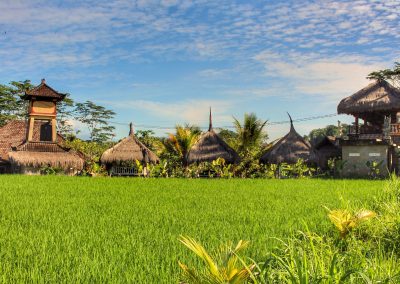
[[186, 109, 239, 164], [0, 80, 84, 175], [336, 79, 400, 177], [101, 123, 159, 176], [313, 136, 341, 170], [260, 114, 319, 165]]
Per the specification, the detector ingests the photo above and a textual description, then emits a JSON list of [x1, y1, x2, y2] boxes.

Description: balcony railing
[[347, 123, 400, 140]]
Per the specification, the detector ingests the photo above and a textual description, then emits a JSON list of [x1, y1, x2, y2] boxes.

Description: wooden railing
[[111, 167, 139, 176], [390, 123, 400, 136], [347, 123, 400, 139]]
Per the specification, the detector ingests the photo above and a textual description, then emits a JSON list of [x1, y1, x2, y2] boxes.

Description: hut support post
[[27, 117, 35, 142], [355, 116, 359, 134], [51, 118, 57, 142]]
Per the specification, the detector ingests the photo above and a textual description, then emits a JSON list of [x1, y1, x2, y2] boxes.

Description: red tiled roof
[[22, 80, 65, 101], [0, 120, 64, 162]]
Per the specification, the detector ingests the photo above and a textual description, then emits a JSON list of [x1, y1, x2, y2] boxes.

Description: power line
[[109, 113, 340, 130]]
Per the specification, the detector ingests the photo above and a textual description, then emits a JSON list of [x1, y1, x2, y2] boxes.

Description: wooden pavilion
[[0, 79, 84, 175], [186, 109, 239, 164], [100, 123, 159, 176], [260, 114, 319, 165], [337, 79, 400, 176]]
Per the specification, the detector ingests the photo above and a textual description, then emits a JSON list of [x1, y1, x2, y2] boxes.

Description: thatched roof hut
[[101, 123, 159, 165], [337, 80, 400, 123], [260, 114, 319, 164], [186, 109, 239, 164]]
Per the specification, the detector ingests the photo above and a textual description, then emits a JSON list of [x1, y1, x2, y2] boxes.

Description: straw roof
[[100, 123, 159, 164], [260, 114, 319, 164], [337, 80, 400, 115], [22, 79, 66, 101], [186, 109, 239, 164], [0, 120, 65, 163], [8, 150, 84, 170]]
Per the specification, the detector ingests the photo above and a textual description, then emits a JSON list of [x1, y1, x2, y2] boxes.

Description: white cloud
[[254, 51, 387, 102]]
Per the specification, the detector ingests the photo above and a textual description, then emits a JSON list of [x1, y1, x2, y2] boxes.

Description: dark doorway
[[40, 122, 52, 141]]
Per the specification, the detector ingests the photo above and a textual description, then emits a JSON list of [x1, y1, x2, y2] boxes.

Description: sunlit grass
[[0, 176, 382, 282]]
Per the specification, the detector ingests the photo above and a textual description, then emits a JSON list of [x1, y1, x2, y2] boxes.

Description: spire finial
[[41, 78, 46, 84], [129, 122, 134, 136], [287, 112, 294, 130], [209, 107, 213, 131]]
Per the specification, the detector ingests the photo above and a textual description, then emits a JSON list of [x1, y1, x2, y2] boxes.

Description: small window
[[40, 122, 52, 141]]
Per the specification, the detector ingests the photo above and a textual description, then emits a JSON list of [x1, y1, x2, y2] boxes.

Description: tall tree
[[305, 123, 349, 145], [0, 80, 33, 126], [232, 113, 268, 155], [57, 93, 75, 137], [367, 62, 400, 88], [74, 100, 116, 142]]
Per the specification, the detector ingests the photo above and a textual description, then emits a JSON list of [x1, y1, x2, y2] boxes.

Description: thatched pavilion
[[0, 80, 84, 175], [186, 109, 239, 164], [336, 79, 400, 176], [260, 114, 319, 165], [101, 123, 159, 176], [337, 79, 400, 139]]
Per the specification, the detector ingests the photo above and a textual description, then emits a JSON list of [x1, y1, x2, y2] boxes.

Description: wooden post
[[355, 116, 359, 134], [27, 117, 35, 141], [51, 118, 57, 142]]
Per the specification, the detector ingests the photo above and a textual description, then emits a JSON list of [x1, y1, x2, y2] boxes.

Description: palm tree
[[164, 124, 201, 164], [233, 113, 268, 154]]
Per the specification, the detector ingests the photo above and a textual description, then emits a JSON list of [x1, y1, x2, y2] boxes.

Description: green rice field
[[0, 176, 384, 282]]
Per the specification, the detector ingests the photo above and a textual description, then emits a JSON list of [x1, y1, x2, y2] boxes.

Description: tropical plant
[[366, 160, 384, 179], [178, 236, 255, 284], [232, 113, 267, 157], [163, 124, 201, 164], [326, 208, 376, 239]]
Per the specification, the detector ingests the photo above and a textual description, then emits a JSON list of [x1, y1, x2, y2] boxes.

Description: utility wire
[[109, 113, 339, 130]]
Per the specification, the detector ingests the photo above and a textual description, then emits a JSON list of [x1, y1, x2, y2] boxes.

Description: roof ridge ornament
[[209, 107, 213, 131], [287, 112, 294, 131], [129, 122, 134, 136]]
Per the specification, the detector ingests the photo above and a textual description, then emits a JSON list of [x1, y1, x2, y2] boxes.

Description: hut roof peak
[[129, 122, 134, 136], [209, 107, 213, 131]]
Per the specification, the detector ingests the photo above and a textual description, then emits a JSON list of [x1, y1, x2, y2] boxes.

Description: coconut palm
[[164, 124, 201, 164], [233, 113, 268, 155]]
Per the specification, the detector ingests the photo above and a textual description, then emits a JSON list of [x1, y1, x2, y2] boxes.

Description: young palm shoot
[[178, 236, 255, 284], [326, 208, 376, 239]]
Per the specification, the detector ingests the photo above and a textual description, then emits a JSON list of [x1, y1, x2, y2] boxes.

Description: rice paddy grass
[[0, 176, 383, 282]]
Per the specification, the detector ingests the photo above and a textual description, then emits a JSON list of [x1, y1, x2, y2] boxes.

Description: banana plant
[[178, 236, 256, 284]]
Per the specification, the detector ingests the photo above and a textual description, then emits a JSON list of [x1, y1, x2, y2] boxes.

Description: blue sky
[[0, 0, 399, 140]]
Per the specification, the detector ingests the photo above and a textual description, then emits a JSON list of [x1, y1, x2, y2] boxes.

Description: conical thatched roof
[[337, 80, 400, 115], [100, 123, 159, 164], [260, 114, 319, 164], [186, 109, 239, 164]]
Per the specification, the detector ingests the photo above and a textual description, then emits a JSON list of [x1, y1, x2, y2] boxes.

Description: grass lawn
[[0, 176, 384, 282]]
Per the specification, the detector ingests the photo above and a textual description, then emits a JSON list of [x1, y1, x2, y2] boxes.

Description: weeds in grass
[[179, 176, 400, 283]]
